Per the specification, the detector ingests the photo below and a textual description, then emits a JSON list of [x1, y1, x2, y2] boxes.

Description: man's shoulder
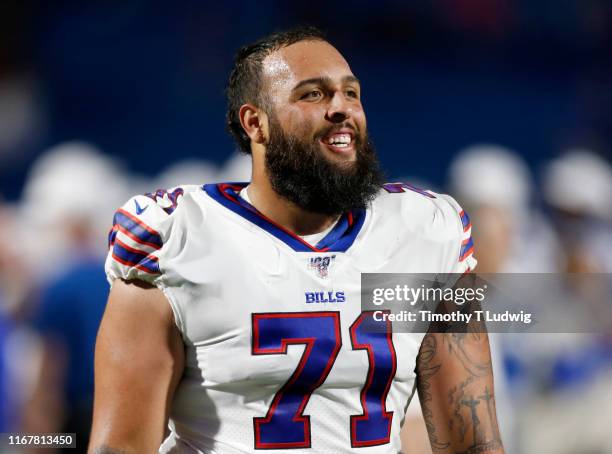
[[371, 182, 468, 242], [105, 184, 210, 284], [113, 184, 205, 230], [127, 184, 204, 217]]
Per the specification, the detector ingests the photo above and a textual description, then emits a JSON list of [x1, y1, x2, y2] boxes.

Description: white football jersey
[[105, 182, 476, 454]]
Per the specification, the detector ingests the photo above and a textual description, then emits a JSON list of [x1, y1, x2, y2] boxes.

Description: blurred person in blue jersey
[[447, 145, 612, 453], [20, 142, 128, 452], [0, 199, 43, 435], [512, 149, 612, 454], [447, 144, 556, 454]]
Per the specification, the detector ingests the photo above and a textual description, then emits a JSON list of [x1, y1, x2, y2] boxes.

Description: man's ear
[[239, 104, 268, 145]]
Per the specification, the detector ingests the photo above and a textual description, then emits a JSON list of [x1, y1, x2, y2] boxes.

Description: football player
[[89, 27, 503, 454]]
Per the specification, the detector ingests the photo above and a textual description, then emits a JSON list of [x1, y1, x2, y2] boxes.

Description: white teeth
[[328, 134, 351, 145]]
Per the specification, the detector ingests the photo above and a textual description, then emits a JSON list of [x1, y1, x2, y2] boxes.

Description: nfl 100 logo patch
[[308, 255, 336, 278]]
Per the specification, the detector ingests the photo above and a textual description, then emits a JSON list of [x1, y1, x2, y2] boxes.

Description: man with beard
[[90, 27, 504, 454]]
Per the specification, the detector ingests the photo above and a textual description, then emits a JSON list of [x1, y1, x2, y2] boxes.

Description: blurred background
[[0, 1, 611, 453]]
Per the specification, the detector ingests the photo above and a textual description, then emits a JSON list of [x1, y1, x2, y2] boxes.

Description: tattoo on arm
[[448, 376, 474, 441], [443, 331, 491, 378], [452, 387, 502, 454], [416, 334, 450, 450], [417, 330, 503, 453]]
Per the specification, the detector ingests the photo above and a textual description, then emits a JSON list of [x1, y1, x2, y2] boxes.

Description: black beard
[[264, 118, 385, 216]]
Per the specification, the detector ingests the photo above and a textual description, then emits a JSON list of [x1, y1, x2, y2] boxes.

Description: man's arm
[[416, 327, 504, 454], [88, 280, 184, 454]]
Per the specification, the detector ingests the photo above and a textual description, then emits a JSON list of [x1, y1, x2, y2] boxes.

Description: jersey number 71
[[252, 311, 397, 449]]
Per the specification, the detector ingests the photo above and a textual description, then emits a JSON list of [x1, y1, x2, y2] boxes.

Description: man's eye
[[346, 89, 359, 99], [302, 90, 322, 100]]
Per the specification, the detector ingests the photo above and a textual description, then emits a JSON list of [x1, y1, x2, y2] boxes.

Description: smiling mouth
[[321, 131, 355, 154]]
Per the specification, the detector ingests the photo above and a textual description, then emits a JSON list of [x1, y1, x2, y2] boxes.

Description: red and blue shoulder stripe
[[110, 208, 163, 250], [108, 207, 163, 275]]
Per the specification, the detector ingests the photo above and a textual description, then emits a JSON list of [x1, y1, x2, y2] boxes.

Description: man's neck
[[247, 164, 339, 237]]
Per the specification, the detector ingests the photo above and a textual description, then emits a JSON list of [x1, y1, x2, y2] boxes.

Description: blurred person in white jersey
[[448, 144, 560, 274], [89, 27, 504, 454], [543, 149, 612, 273]]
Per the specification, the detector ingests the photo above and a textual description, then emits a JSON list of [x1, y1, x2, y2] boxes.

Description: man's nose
[[325, 92, 351, 123]]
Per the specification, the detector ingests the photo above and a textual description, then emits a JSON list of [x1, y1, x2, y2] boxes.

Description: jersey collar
[[203, 183, 366, 253]]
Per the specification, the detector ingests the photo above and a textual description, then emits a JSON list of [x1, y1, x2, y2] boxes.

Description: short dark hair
[[226, 26, 328, 154]]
